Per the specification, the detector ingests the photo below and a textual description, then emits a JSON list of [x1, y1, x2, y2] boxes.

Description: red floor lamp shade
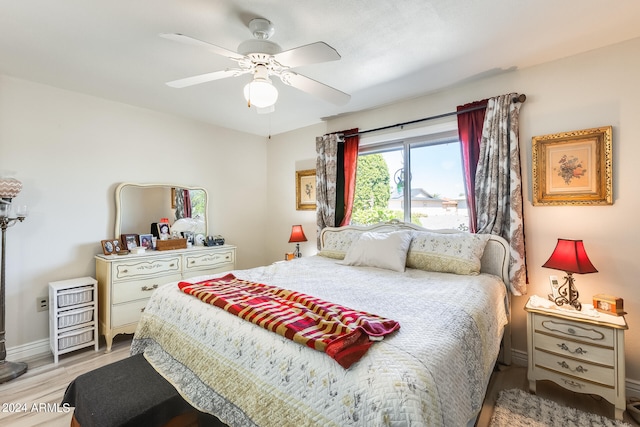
[[288, 225, 307, 258], [542, 238, 598, 311]]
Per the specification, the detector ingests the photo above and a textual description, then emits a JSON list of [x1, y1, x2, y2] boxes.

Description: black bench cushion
[[62, 353, 196, 427]]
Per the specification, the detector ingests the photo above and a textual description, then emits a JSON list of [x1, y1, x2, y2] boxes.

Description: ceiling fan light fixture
[[243, 78, 278, 109]]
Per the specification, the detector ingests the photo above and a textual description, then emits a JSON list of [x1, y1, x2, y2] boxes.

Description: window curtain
[[457, 100, 488, 233], [474, 94, 527, 295], [339, 129, 359, 226], [315, 129, 359, 248], [174, 188, 192, 220]]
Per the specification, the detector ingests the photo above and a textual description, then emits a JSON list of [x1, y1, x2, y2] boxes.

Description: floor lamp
[[0, 177, 27, 383]]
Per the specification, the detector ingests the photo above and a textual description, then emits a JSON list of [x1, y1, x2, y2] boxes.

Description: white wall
[[0, 76, 268, 349], [268, 37, 640, 382]]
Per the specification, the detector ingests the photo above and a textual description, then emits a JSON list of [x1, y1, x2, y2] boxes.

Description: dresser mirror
[[114, 182, 208, 237]]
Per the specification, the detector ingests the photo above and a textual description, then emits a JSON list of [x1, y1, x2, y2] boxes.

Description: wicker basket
[[58, 306, 94, 329], [155, 238, 187, 251], [58, 327, 94, 350], [57, 286, 94, 307]]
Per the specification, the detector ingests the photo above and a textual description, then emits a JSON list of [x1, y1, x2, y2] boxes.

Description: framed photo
[[296, 169, 316, 210], [532, 126, 612, 206], [139, 233, 153, 250], [182, 231, 194, 245], [121, 233, 139, 250], [101, 239, 116, 255], [157, 223, 171, 240]]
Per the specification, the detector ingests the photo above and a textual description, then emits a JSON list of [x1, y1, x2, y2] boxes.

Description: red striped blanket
[[177, 273, 400, 368]]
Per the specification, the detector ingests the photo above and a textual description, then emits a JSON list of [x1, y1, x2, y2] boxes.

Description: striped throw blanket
[[178, 273, 400, 368]]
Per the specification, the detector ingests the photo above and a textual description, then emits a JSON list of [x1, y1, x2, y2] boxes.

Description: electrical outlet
[[36, 296, 48, 312]]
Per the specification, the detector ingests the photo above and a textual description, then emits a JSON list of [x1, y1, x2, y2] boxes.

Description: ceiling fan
[[161, 18, 350, 113]]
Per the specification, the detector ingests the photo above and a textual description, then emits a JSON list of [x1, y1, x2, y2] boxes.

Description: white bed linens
[[131, 255, 508, 427]]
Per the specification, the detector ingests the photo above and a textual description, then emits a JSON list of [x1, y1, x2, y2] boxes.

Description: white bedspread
[[131, 255, 508, 427]]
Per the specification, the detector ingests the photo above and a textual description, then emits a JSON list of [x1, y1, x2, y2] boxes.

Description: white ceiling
[[1, 1, 640, 137]]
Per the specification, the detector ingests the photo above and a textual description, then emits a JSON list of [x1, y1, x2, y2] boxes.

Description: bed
[[130, 221, 511, 427]]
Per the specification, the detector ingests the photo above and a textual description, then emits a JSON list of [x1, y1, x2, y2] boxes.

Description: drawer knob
[[141, 284, 159, 291], [557, 343, 587, 355], [561, 378, 585, 389], [558, 360, 588, 374], [567, 327, 576, 335]]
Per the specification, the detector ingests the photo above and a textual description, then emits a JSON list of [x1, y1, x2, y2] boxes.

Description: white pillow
[[341, 231, 413, 272]]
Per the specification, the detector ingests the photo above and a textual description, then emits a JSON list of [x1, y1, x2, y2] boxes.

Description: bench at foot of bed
[[62, 353, 225, 427]]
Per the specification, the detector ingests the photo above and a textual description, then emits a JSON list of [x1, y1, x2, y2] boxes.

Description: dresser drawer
[[184, 249, 235, 272], [111, 299, 149, 328], [533, 331, 614, 366], [534, 348, 615, 387], [534, 315, 613, 346], [112, 274, 182, 304], [112, 256, 181, 281]]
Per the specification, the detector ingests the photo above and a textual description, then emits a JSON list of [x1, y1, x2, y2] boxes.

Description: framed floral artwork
[[296, 169, 316, 210], [532, 126, 612, 206]]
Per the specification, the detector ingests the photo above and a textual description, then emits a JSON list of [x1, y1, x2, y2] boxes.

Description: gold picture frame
[[296, 169, 316, 210], [532, 126, 612, 206]]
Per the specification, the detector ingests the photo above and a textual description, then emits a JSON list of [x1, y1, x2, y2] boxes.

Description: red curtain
[[183, 189, 192, 218], [340, 129, 359, 226], [457, 101, 487, 233]]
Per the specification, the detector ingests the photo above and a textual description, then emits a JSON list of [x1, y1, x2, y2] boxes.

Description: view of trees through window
[[351, 136, 469, 230]]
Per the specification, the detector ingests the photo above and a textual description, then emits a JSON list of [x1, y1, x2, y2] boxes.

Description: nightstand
[[525, 296, 628, 420]]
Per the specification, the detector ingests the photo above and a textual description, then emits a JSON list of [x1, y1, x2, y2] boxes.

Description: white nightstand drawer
[[113, 256, 181, 281], [112, 274, 181, 304], [111, 299, 149, 327], [184, 249, 235, 272], [533, 331, 614, 366], [534, 348, 614, 387], [534, 315, 613, 346]]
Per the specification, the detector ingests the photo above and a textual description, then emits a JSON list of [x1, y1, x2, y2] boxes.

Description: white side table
[[49, 277, 99, 363], [525, 296, 627, 420]]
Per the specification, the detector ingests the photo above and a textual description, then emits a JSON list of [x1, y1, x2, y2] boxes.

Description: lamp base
[[549, 272, 582, 311], [0, 360, 28, 383]]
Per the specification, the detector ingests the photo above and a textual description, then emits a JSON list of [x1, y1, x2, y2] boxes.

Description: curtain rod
[[341, 93, 526, 139]]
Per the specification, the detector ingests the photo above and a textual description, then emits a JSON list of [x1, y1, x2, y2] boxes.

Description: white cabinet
[[49, 277, 99, 363], [525, 297, 627, 420], [95, 245, 235, 351]]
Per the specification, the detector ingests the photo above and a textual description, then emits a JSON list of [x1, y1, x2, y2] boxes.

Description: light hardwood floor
[[1, 337, 638, 427]]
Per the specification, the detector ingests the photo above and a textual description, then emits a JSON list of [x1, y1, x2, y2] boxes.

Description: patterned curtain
[[475, 94, 527, 295], [316, 133, 340, 248], [175, 188, 185, 220]]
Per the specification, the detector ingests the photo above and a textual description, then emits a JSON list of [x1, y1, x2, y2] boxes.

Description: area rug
[[489, 388, 632, 427]]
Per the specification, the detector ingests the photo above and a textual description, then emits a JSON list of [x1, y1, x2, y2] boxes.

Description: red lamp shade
[[542, 239, 598, 274], [288, 225, 308, 243]]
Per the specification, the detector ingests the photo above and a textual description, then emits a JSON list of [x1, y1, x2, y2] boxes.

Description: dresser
[[525, 297, 627, 420], [95, 245, 235, 351]]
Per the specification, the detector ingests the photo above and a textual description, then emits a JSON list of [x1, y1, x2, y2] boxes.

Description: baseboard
[[515, 348, 640, 400], [7, 338, 50, 361]]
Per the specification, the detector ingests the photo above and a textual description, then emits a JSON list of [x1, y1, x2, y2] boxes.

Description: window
[[351, 129, 469, 230]]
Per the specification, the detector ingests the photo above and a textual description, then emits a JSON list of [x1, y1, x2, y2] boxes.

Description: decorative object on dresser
[[593, 294, 625, 316], [542, 238, 598, 310], [525, 296, 627, 420], [288, 224, 307, 258], [532, 126, 613, 206], [49, 277, 99, 363], [0, 175, 28, 383]]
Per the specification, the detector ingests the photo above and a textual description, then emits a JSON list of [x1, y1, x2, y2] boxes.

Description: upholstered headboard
[[319, 221, 510, 285]]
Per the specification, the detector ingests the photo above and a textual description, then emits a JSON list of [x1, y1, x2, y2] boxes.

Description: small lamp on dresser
[[542, 238, 598, 311], [288, 225, 307, 258]]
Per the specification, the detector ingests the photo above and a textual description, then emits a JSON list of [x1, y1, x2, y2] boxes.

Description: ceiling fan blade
[[274, 42, 341, 68], [160, 33, 244, 61], [279, 72, 350, 106], [166, 69, 248, 88]]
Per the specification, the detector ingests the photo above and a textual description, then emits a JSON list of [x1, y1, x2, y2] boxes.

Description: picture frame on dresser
[[101, 240, 115, 255], [532, 126, 613, 206], [139, 233, 153, 250], [121, 233, 139, 250]]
